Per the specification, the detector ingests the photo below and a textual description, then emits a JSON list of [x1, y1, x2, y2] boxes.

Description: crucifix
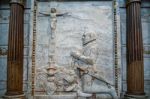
[[49, 8, 57, 67], [39, 8, 68, 67]]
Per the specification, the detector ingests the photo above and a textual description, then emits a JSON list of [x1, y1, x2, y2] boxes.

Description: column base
[[124, 94, 148, 99], [4, 94, 25, 99]]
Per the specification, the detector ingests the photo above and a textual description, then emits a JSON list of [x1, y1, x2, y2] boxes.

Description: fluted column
[[5, 0, 24, 97], [125, 0, 146, 98]]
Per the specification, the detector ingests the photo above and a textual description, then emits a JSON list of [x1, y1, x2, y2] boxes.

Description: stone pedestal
[[5, 0, 24, 97], [125, 0, 145, 97]]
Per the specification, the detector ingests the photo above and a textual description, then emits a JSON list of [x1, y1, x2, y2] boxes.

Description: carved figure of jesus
[[39, 8, 68, 67], [50, 8, 57, 39]]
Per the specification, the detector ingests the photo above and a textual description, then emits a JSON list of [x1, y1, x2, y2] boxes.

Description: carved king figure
[[71, 32, 118, 99]]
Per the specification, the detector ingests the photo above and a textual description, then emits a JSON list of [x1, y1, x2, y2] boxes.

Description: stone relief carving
[[36, 66, 78, 95], [39, 8, 68, 67], [48, 8, 57, 67], [36, 8, 79, 95], [50, 8, 57, 39], [71, 32, 118, 98], [36, 6, 118, 98], [36, 32, 117, 98]]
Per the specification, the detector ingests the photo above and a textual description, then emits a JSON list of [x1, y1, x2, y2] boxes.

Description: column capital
[[126, 0, 141, 7], [10, 0, 24, 6]]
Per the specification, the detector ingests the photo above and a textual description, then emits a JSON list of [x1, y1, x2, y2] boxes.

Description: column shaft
[[6, 0, 24, 96], [126, 0, 145, 95]]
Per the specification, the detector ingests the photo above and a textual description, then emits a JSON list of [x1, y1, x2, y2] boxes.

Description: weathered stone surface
[[36, 66, 78, 94], [0, 24, 9, 45], [0, 58, 7, 81], [0, 10, 10, 24], [34, 1, 119, 98], [36, 1, 114, 86], [34, 95, 77, 99]]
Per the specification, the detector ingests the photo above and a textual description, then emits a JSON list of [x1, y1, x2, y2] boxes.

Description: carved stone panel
[[35, 1, 116, 97]]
